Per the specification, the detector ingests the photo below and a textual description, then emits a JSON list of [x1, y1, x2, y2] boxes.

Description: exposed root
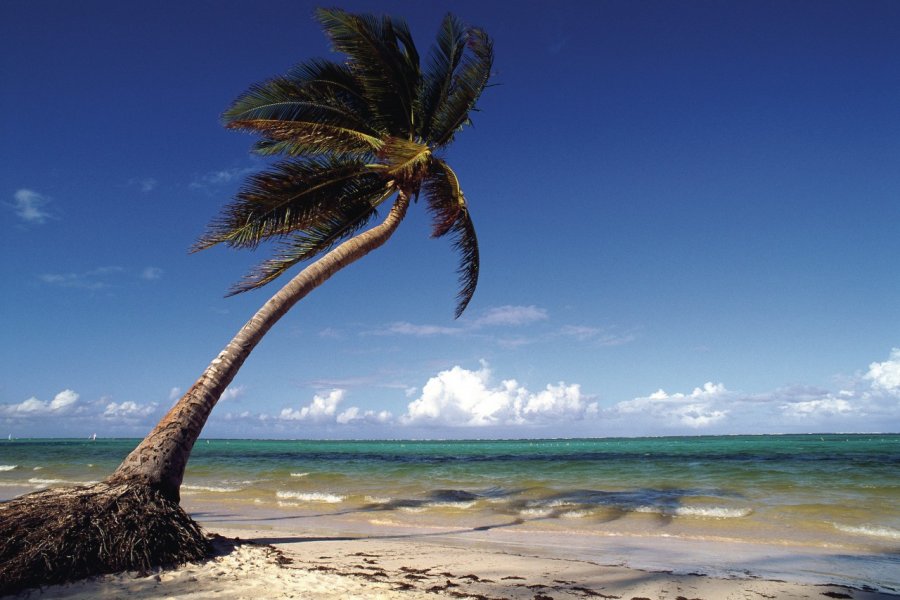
[[0, 482, 211, 596]]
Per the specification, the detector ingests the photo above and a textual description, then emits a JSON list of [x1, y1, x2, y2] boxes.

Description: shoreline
[[14, 528, 899, 600], [13, 511, 900, 600]]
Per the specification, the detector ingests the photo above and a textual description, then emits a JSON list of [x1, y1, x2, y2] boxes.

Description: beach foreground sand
[[13, 527, 896, 600]]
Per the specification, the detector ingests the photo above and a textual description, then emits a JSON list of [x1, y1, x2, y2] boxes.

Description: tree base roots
[[0, 482, 211, 595]]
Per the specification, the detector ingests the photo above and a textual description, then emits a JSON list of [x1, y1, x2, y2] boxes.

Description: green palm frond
[[193, 158, 385, 251], [379, 137, 432, 183], [315, 8, 420, 137], [201, 10, 492, 317], [223, 65, 382, 158], [229, 119, 383, 158], [418, 14, 467, 142], [228, 187, 393, 295], [429, 27, 493, 148], [285, 58, 371, 113]]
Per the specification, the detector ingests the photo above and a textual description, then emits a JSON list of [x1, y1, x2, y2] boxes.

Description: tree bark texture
[[107, 193, 410, 501]]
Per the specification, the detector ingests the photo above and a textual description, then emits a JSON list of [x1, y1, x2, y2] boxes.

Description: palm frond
[[418, 14, 467, 142], [285, 58, 371, 114], [448, 204, 479, 318], [223, 65, 382, 158], [315, 8, 420, 137], [228, 119, 382, 158], [193, 158, 385, 251], [227, 188, 393, 294], [429, 27, 493, 148], [423, 158, 462, 238], [379, 137, 432, 183]]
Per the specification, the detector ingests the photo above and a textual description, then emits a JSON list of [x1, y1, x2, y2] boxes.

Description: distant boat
[[90, 433, 97, 441]]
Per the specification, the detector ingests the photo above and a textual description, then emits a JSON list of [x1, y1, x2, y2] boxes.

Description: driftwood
[[0, 482, 210, 595]]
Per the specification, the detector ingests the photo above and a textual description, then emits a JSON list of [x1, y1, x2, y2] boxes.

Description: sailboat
[[90, 433, 97, 441]]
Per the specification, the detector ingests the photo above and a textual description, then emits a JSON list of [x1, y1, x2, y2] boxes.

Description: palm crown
[[195, 8, 493, 317]]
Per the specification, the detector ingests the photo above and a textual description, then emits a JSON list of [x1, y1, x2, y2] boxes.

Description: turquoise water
[[2, 435, 899, 559]]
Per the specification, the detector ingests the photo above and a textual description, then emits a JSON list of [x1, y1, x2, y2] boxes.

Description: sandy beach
[[4, 435, 899, 600], [10, 514, 898, 600]]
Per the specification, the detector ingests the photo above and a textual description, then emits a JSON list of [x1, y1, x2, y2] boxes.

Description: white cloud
[[169, 387, 183, 402], [780, 396, 853, 418], [372, 307, 635, 352], [318, 327, 345, 340], [378, 322, 462, 336], [559, 325, 636, 346], [336, 406, 392, 425], [0, 389, 157, 432], [0, 390, 80, 417], [141, 266, 164, 281], [374, 305, 548, 338], [11, 189, 53, 224], [611, 382, 731, 429], [402, 362, 595, 427], [38, 266, 125, 290], [865, 348, 900, 394], [471, 305, 548, 328], [220, 385, 246, 402], [103, 400, 156, 419], [279, 389, 344, 421]]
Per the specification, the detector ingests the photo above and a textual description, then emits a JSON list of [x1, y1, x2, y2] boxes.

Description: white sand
[[14, 528, 897, 600]]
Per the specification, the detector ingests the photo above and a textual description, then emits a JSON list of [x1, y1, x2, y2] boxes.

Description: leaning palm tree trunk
[[108, 192, 410, 501], [0, 193, 410, 595]]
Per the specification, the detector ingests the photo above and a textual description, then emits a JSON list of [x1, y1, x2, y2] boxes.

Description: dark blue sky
[[2, 1, 898, 437]]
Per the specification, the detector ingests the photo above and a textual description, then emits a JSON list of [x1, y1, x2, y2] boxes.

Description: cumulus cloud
[[0, 389, 158, 433], [279, 389, 344, 421], [780, 395, 853, 418], [865, 348, 900, 394], [103, 400, 156, 419], [220, 385, 246, 402], [276, 389, 391, 427], [611, 382, 730, 429], [10, 189, 53, 224], [402, 362, 595, 427], [336, 406, 392, 425], [0, 390, 80, 417]]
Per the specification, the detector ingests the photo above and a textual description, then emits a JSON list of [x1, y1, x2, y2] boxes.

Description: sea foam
[[181, 484, 241, 493], [276, 491, 345, 503], [834, 523, 900, 540], [0, 465, 17, 471], [673, 506, 753, 519], [635, 505, 751, 518]]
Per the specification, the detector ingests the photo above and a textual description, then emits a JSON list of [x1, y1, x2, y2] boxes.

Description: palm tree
[[0, 8, 493, 594]]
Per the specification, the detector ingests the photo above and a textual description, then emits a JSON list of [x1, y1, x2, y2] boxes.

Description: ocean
[[2, 435, 898, 590]]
